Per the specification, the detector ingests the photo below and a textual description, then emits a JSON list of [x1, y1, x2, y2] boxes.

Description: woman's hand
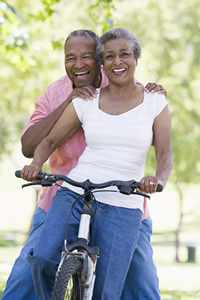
[[21, 163, 42, 182], [138, 176, 164, 194]]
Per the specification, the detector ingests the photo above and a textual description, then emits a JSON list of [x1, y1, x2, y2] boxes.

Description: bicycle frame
[[59, 185, 99, 298], [15, 171, 162, 300]]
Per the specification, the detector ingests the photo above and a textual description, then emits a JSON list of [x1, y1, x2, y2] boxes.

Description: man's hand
[[21, 163, 41, 182], [144, 83, 167, 98], [68, 85, 98, 102]]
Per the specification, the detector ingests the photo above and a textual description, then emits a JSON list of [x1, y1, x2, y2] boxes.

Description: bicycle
[[15, 171, 163, 300]]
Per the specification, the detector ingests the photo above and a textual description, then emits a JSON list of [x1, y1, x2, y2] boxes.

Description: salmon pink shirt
[[21, 68, 149, 220]]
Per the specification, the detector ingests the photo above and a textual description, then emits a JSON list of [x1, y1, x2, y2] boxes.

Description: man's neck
[[94, 73, 102, 88]]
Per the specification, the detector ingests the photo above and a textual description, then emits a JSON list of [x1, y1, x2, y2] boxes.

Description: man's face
[[64, 35, 101, 88]]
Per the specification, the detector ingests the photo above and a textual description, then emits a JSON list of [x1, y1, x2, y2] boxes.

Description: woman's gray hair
[[97, 28, 141, 64], [65, 29, 100, 61]]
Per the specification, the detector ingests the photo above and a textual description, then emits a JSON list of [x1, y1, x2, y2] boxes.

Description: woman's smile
[[112, 68, 126, 75]]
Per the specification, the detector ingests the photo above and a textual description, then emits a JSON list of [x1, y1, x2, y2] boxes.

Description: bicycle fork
[[76, 193, 99, 299], [61, 190, 99, 299]]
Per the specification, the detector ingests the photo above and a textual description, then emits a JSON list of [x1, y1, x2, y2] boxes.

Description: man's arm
[[21, 102, 81, 181], [21, 86, 97, 158]]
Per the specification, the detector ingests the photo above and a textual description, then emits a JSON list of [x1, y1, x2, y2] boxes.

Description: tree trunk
[[175, 182, 184, 262]]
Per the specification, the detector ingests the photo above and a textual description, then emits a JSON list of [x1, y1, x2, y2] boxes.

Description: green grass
[[160, 290, 200, 300]]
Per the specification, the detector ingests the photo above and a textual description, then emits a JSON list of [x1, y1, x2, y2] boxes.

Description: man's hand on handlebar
[[21, 164, 41, 182]]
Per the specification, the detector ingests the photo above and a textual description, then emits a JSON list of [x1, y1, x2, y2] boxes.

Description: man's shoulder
[[46, 75, 72, 92], [100, 67, 109, 87]]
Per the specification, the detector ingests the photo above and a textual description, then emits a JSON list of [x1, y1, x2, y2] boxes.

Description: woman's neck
[[107, 80, 140, 100], [99, 81, 144, 116]]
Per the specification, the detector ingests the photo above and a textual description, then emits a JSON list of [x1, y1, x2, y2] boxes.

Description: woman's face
[[102, 37, 137, 86]]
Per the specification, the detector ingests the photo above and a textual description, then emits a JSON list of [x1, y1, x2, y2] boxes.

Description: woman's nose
[[114, 56, 121, 65]]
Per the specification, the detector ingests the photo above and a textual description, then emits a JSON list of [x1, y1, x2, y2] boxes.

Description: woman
[[21, 28, 173, 300]]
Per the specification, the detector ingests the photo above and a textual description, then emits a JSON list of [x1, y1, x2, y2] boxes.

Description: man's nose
[[74, 58, 84, 68]]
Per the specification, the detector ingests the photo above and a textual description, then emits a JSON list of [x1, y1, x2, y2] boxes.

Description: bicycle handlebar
[[15, 171, 163, 197]]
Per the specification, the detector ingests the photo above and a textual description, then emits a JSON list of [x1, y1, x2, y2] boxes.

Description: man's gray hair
[[65, 29, 100, 61], [96, 28, 141, 64]]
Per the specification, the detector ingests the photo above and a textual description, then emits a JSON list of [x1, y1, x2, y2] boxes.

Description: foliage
[[0, 0, 64, 156], [89, 0, 116, 32], [112, 0, 200, 186], [0, 0, 117, 157], [115, 0, 200, 261], [1, 0, 200, 260]]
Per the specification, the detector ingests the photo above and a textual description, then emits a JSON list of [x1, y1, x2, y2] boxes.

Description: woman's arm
[[21, 102, 81, 181], [21, 86, 97, 158], [140, 105, 173, 194]]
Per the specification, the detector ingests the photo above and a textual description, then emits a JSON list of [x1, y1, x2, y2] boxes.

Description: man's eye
[[82, 56, 93, 60], [66, 57, 75, 61]]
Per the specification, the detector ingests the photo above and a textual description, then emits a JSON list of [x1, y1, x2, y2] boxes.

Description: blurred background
[[0, 0, 200, 299]]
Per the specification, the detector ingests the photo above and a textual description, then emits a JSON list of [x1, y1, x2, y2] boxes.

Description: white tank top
[[62, 88, 167, 211]]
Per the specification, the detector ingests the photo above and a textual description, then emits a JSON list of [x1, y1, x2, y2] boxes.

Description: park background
[[0, 0, 200, 299]]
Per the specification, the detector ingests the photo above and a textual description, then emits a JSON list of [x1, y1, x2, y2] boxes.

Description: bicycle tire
[[51, 256, 83, 300]]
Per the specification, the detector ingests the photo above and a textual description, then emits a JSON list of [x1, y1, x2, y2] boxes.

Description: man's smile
[[74, 71, 90, 77]]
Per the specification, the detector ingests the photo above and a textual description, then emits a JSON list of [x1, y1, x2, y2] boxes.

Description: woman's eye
[[105, 55, 114, 59], [121, 52, 129, 56]]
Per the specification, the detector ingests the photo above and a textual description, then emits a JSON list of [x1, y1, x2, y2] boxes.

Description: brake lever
[[22, 182, 41, 189], [120, 187, 150, 199], [22, 179, 53, 189], [116, 180, 137, 195], [131, 191, 150, 199]]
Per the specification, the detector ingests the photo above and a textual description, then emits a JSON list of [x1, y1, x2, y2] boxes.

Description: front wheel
[[51, 256, 83, 300]]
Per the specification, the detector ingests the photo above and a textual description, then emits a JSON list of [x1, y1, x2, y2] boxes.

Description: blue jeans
[[1, 207, 47, 300], [121, 217, 161, 300], [27, 188, 158, 300], [2, 190, 160, 300]]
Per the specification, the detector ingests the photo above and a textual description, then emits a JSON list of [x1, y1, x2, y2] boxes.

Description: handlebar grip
[[137, 182, 163, 192], [15, 170, 21, 178], [157, 184, 163, 192]]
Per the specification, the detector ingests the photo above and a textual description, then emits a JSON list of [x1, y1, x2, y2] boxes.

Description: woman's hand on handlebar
[[21, 164, 41, 182], [138, 176, 163, 194]]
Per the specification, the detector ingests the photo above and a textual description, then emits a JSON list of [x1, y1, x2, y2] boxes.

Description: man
[[2, 29, 166, 299]]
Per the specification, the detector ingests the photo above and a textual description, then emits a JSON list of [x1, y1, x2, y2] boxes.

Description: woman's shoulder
[[144, 91, 167, 105]]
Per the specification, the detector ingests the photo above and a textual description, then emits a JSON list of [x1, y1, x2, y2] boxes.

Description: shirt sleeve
[[21, 91, 51, 137], [72, 97, 87, 124], [155, 94, 168, 117]]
